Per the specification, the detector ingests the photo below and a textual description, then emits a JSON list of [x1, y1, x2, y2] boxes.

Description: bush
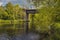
[[50, 23, 60, 40]]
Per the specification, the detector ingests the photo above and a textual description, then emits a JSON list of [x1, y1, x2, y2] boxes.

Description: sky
[[0, 0, 36, 9], [0, 0, 26, 5]]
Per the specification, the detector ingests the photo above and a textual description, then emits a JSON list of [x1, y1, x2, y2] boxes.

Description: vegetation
[[28, 0, 60, 40], [0, 0, 60, 40]]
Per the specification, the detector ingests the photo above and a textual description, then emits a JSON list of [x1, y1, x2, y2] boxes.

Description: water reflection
[[0, 24, 40, 40], [0, 24, 25, 32], [0, 24, 25, 40]]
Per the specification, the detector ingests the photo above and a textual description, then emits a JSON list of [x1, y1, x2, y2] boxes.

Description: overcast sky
[[0, 0, 27, 5], [0, 0, 36, 9]]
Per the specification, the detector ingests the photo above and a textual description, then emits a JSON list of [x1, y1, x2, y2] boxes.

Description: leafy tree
[[27, 0, 59, 8], [0, 6, 8, 20], [5, 2, 14, 20], [5, 2, 25, 20], [13, 4, 25, 20]]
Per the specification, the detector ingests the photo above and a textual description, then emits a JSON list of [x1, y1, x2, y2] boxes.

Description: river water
[[0, 24, 40, 40]]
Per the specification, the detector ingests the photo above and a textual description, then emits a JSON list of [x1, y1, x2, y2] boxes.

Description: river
[[0, 24, 40, 40]]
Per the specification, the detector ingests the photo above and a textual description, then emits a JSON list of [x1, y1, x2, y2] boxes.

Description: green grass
[[0, 20, 25, 24]]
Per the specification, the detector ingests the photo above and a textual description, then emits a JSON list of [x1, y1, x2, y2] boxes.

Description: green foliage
[[31, 7, 55, 32], [13, 4, 25, 20], [4, 2, 25, 20], [27, 0, 58, 8], [0, 6, 8, 20], [0, 1, 60, 40], [49, 23, 60, 40], [5, 2, 14, 20], [28, 0, 60, 40]]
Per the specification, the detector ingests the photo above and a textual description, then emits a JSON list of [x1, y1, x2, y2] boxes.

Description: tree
[[0, 6, 8, 20], [5, 2, 14, 20], [13, 4, 25, 20], [5, 2, 25, 20], [27, 0, 59, 8]]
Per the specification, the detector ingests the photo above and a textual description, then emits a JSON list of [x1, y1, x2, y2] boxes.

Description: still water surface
[[0, 24, 40, 40]]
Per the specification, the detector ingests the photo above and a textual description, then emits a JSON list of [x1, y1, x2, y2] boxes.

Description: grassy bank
[[0, 20, 25, 24]]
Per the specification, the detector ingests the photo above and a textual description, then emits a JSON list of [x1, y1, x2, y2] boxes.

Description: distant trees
[[0, 2, 25, 20], [5, 2, 14, 20], [0, 6, 8, 20], [13, 4, 25, 20]]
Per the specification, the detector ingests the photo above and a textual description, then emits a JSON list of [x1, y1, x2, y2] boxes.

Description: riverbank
[[0, 20, 25, 24]]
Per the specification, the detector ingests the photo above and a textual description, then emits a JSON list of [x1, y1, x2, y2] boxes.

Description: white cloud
[[0, 2, 3, 6]]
